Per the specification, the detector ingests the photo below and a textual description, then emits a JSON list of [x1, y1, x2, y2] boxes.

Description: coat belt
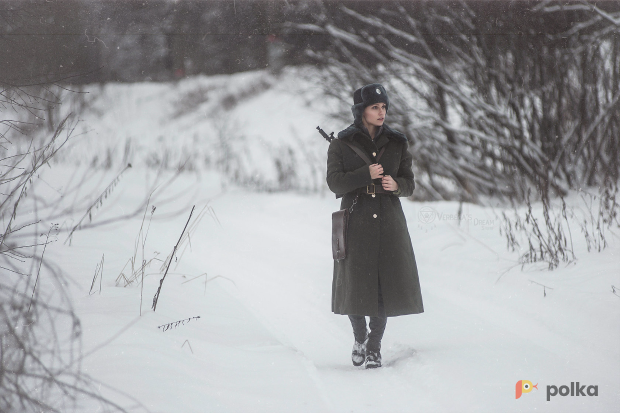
[[352, 183, 393, 195]]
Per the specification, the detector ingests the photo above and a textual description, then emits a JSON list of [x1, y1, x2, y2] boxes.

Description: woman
[[326, 83, 424, 369]]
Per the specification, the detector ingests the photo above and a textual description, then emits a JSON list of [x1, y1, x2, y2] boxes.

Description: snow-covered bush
[[499, 183, 620, 269], [291, 1, 620, 203]]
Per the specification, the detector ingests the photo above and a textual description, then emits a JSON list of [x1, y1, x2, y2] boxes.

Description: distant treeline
[[0, 0, 316, 83], [3, 1, 617, 88]]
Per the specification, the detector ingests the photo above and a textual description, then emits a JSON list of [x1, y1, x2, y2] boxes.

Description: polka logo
[[515, 380, 538, 399], [547, 382, 598, 401]]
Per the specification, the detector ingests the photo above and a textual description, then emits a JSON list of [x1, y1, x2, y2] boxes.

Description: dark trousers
[[348, 280, 387, 352]]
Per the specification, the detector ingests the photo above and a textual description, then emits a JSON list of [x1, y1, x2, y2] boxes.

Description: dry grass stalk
[[115, 199, 159, 292], [152, 205, 195, 312], [181, 339, 194, 354], [139, 203, 156, 315], [160, 204, 218, 274], [89, 254, 104, 296], [500, 184, 619, 270], [28, 224, 58, 312], [181, 273, 236, 295], [157, 316, 200, 332], [64, 163, 132, 245]]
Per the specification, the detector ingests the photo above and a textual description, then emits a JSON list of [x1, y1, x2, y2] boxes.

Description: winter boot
[[365, 349, 382, 369], [351, 334, 368, 366]]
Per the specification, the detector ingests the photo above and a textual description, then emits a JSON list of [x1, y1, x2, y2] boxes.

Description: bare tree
[[290, 0, 620, 203]]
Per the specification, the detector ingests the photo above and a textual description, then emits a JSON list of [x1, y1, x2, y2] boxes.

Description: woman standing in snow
[[326, 84, 424, 368]]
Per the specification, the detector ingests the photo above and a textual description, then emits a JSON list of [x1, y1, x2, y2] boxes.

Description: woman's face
[[362, 103, 387, 128]]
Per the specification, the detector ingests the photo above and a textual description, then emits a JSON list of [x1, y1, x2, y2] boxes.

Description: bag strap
[[341, 141, 386, 165], [377, 147, 386, 162]]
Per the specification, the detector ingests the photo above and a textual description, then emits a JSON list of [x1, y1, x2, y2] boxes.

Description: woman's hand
[[369, 163, 384, 179], [381, 175, 399, 191]]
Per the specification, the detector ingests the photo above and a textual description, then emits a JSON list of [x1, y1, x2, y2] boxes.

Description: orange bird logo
[[516, 380, 538, 399]]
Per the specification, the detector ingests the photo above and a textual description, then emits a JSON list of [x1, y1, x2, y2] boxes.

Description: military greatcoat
[[326, 123, 424, 317]]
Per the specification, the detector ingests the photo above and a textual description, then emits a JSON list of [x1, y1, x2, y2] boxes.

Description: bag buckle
[[366, 184, 375, 195]]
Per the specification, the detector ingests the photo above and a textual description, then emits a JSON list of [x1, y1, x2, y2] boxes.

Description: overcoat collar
[[337, 123, 406, 151]]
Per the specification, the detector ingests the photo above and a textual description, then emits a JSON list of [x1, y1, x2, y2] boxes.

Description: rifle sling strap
[[340, 141, 385, 165]]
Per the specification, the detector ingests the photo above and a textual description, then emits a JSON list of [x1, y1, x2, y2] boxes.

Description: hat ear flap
[[360, 85, 370, 103], [351, 103, 365, 123], [353, 88, 363, 105]]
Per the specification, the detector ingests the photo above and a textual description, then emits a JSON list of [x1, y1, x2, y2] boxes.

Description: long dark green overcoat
[[326, 123, 424, 317]]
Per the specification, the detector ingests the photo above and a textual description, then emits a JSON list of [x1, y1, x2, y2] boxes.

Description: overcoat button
[[372, 194, 376, 198], [373, 214, 377, 218], [372, 152, 376, 156]]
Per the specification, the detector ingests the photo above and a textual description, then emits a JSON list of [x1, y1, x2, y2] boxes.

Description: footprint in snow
[[383, 345, 418, 368]]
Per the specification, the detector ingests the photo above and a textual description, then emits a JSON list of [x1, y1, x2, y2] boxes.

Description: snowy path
[[44, 170, 619, 412]]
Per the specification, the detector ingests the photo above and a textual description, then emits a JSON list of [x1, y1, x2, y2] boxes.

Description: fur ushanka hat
[[351, 83, 389, 124]]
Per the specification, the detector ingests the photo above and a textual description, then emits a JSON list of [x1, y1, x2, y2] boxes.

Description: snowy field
[[23, 69, 620, 412], [53, 67, 343, 193]]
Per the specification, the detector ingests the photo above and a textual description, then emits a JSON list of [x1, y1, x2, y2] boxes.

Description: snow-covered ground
[[31, 163, 617, 413], [21, 69, 620, 412]]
